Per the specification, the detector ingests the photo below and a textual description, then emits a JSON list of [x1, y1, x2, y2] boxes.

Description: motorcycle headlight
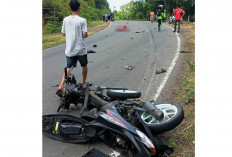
[[136, 130, 156, 154]]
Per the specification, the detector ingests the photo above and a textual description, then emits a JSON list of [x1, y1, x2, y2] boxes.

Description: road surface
[[43, 21, 181, 157]]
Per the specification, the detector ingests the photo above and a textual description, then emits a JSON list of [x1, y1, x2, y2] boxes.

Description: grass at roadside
[[164, 22, 195, 157], [43, 20, 107, 50], [43, 35, 66, 49], [87, 20, 105, 28]]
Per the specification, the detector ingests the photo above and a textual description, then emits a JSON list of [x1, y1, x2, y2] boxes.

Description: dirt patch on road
[[88, 22, 110, 36]]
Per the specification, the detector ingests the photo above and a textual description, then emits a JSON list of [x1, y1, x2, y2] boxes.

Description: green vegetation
[[43, 20, 106, 49], [113, 0, 195, 21], [182, 73, 195, 104], [43, 0, 111, 34], [42, 0, 111, 49], [165, 23, 195, 156], [43, 35, 65, 49], [87, 20, 104, 28]]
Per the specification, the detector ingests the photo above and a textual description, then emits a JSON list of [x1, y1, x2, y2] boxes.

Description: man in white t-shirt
[[57, 0, 88, 95]]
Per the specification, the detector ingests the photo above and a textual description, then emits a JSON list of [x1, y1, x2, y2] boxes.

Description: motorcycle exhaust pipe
[[143, 102, 164, 120]]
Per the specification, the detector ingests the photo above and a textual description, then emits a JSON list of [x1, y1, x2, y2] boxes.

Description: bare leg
[[82, 65, 88, 84], [58, 68, 71, 89]]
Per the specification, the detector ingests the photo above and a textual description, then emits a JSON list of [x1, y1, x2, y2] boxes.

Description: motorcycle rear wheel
[[141, 103, 184, 134]]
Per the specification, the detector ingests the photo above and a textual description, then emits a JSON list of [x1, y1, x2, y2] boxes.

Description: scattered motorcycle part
[[156, 68, 167, 74], [82, 148, 109, 157], [87, 50, 97, 53], [125, 65, 133, 70]]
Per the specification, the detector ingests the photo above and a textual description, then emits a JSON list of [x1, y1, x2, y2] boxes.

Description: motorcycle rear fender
[[123, 129, 150, 157], [86, 122, 150, 157]]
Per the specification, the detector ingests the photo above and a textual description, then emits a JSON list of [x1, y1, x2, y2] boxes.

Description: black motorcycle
[[43, 67, 184, 156]]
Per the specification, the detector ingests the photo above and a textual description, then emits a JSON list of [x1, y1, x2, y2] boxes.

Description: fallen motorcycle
[[43, 67, 184, 156]]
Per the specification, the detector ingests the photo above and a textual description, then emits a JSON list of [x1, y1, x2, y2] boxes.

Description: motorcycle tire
[[140, 102, 184, 134], [43, 114, 90, 143], [107, 90, 141, 99]]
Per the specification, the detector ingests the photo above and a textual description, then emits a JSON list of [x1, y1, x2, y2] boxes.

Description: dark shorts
[[66, 54, 88, 68]]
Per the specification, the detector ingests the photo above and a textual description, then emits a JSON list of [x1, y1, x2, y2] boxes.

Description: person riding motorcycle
[[156, 8, 163, 31]]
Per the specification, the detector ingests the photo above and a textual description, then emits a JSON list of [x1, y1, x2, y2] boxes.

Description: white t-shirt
[[61, 15, 88, 57]]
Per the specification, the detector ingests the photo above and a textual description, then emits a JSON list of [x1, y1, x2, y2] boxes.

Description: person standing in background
[[150, 11, 155, 23], [105, 13, 108, 22], [173, 4, 185, 33], [161, 10, 167, 22]]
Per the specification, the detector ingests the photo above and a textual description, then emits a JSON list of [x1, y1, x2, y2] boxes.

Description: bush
[[182, 76, 195, 103], [181, 60, 195, 103], [186, 59, 195, 72], [46, 22, 62, 34]]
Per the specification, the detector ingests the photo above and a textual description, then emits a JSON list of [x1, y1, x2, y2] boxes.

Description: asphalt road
[[43, 21, 180, 157]]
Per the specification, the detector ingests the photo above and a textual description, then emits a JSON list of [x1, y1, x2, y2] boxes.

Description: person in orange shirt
[[150, 11, 155, 23]]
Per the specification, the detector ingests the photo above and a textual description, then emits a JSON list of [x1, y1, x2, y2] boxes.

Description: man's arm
[[82, 19, 88, 38], [61, 18, 66, 36], [181, 9, 185, 17]]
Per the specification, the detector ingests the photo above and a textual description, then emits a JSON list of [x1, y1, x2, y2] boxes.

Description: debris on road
[[82, 148, 109, 157], [87, 50, 96, 53], [135, 32, 140, 33], [180, 50, 192, 53], [125, 65, 133, 70], [131, 38, 134, 39], [93, 44, 97, 47], [156, 68, 167, 74]]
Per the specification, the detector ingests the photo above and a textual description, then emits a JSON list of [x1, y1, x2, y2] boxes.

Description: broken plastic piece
[[82, 148, 109, 157], [125, 65, 133, 70], [87, 50, 96, 53], [155, 68, 167, 74]]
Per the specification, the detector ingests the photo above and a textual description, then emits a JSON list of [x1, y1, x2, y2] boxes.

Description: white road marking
[[152, 25, 181, 101]]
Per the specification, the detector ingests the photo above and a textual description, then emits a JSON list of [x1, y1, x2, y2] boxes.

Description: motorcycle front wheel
[[140, 102, 184, 134]]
